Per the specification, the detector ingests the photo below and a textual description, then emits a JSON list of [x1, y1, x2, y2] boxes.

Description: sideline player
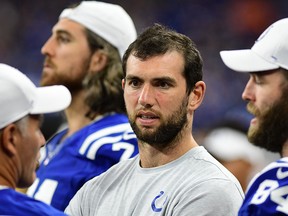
[[0, 63, 71, 215], [220, 18, 288, 215], [27, 1, 139, 211]]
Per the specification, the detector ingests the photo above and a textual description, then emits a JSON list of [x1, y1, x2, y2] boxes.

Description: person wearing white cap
[[65, 23, 244, 216], [0, 63, 70, 215], [26, 1, 138, 211], [220, 18, 288, 215]]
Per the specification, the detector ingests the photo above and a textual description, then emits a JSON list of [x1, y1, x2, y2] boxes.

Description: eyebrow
[[125, 75, 140, 80], [30, 114, 44, 126], [55, 29, 72, 37], [251, 70, 277, 76], [125, 75, 176, 83], [153, 76, 176, 84]]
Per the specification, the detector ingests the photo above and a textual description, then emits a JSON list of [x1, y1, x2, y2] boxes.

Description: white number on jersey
[[27, 179, 58, 205], [250, 179, 288, 214]]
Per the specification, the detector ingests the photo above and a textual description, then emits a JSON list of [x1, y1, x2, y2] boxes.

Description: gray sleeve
[[65, 181, 88, 216], [172, 179, 244, 216]]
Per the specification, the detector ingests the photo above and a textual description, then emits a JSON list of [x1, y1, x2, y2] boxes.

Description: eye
[[57, 35, 70, 44], [155, 80, 172, 89], [159, 81, 169, 88], [128, 79, 141, 88], [253, 75, 264, 85]]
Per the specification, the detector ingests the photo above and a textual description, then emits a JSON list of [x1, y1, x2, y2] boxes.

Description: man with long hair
[[27, 1, 139, 211]]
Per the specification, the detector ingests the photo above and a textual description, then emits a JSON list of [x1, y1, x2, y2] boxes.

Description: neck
[[138, 133, 198, 168], [0, 156, 16, 189], [0, 177, 14, 189], [64, 90, 99, 137]]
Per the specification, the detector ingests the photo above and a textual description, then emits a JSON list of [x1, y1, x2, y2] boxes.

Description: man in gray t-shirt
[[66, 23, 244, 216]]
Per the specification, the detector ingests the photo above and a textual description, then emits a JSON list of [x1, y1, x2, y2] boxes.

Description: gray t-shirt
[[65, 146, 244, 216]]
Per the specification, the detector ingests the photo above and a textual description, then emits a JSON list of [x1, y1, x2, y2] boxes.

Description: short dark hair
[[122, 23, 203, 94]]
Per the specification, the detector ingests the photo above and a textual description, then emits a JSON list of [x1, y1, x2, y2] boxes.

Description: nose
[[242, 77, 254, 102], [41, 36, 54, 56], [138, 84, 154, 108]]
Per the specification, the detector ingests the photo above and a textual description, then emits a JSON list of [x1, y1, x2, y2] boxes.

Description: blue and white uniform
[[239, 158, 288, 215], [27, 113, 138, 211], [0, 187, 67, 215]]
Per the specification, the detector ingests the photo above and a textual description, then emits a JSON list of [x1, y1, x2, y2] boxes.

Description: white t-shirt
[[66, 146, 244, 216]]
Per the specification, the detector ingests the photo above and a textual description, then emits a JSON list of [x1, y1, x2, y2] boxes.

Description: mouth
[[43, 58, 55, 69], [137, 110, 159, 119], [138, 114, 158, 120], [136, 111, 159, 126], [43, 63, 52, 70], [247, 104, 259, 125], [250, 117, 257, 125]]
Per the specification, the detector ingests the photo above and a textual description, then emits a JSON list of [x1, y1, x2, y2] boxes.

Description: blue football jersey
[[27, 113, 138, 211], [239, 158, 288, 215], [0, 188, 66, 215]]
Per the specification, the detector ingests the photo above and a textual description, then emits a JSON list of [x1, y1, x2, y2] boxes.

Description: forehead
[[126, 51, 185, 79], [253, 70, 286, 85], [52, 18, 86, 36]]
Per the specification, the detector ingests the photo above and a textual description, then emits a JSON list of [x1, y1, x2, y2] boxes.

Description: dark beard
[[129, 97, 188, 149], [41, 57, 90, 91], [248, 90, 288, 154]]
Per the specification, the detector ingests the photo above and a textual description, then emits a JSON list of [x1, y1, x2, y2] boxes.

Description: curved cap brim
[[31, 85, 71, 114], [220, 49, 279, 72]]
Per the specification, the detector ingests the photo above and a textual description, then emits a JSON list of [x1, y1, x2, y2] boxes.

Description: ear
[[188, 81, 206, 111], [89, 50, 108, 73], [1, 124, 18, 156], [122, 79, 125, 90]]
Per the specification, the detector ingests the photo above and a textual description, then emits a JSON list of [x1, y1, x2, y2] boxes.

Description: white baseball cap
[[0, 63, 71, 129], [59, 1, 137, 58], [220, 18, 288, 72]]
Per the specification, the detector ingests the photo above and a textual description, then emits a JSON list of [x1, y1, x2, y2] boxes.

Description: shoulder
[[186, 146, 243, 183], [239, 158, 288, 215], [82, 155, 138, 189], [183, 146, 245, 196], [74, 115, 138, 161], [247, 158, 288, 190], [0, 189, 66, 215], [174, 177, 243, 215], [173, 147, 245, 197], [66, 156, 138, 213], [84, 114, 136, 142]]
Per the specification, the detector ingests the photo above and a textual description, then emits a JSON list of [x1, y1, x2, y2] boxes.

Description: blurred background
[[1, 0, 288, 139]]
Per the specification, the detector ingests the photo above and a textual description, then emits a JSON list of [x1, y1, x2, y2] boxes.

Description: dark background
[[1, 0, 287, 138]]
